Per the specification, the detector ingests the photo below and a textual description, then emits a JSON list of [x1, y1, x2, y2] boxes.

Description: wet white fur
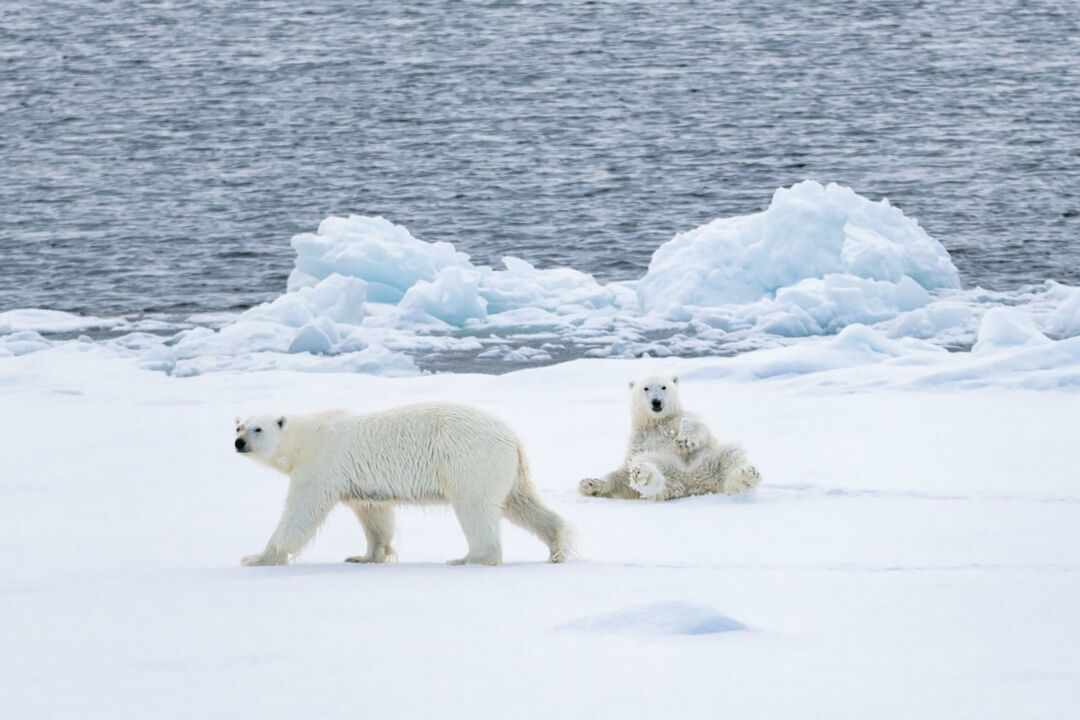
[[235, 404, 572, 566], [578, 374, 761, 501]]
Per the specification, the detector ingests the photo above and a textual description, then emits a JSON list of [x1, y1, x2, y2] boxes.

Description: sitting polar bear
[[234, 403, 572, 566], [578, 374, 761, 501]]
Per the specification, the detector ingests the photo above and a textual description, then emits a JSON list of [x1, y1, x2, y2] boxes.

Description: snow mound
[[972, 308, 1052, 352], [288, 216, 627, 325], [557, 601, 747, 636], [0, 330, 52, 357], [1046, 283, 1080, 339], [253, 274, 369, 328], [288, 215, 471, 303], [399, 267, 488, 325]]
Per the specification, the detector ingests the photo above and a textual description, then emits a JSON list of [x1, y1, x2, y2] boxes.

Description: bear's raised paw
[[675, 417, 702, 452]]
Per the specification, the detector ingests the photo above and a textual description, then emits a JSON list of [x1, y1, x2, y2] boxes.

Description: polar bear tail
[[503, 443, 575, 563]]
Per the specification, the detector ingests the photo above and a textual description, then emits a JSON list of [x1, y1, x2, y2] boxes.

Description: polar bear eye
[[254, 427, 262, 433], [661, 385, 666, 390]]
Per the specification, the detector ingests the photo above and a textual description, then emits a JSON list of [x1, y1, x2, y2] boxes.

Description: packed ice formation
[[2, 181, 1078, 382], [636, 181, 959, 314]]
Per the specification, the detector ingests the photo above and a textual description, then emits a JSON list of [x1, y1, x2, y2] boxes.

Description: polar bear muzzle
[[642, 384, 668, 414]]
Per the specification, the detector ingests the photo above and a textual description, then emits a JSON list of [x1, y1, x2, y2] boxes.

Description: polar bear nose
[[235, 438, 246, 452], [651, 399, 663, 412]]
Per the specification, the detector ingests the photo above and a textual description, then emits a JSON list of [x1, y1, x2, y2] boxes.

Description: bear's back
[[316, 402, 515, 457]]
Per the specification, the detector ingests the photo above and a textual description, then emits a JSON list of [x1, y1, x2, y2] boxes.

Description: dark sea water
[[2, 0, 1079, 322]]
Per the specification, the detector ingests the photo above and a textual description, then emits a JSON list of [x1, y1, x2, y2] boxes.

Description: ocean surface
[[2, 0, 1079, 325]]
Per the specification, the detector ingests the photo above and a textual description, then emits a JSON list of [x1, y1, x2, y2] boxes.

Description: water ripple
[[1, 0, 1078, 324]]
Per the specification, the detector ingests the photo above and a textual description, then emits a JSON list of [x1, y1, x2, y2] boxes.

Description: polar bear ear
[[277, 417, 286, 429], [671, 375, 679, 384]]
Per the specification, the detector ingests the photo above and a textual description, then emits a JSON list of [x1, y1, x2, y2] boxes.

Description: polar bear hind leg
[[724, 463, 761, 495], [437, 441, 518, 566], [689, 444, 761, 496], [345, 501, 397, 563], [448, 495, 504, 565], [504, 482, 573, 563]]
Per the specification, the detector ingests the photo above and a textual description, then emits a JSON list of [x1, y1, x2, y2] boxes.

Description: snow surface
[[8, 181, 1077, 375], [1, 349, 1078, 719]]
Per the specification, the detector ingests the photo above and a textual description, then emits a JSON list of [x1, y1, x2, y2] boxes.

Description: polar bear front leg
[[675, 417, 705, 454], [242, 475, 336, 567], [345, 501, 397, 563], [688, 444, 761, 496]]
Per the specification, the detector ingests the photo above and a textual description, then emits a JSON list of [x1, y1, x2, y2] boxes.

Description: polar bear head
[[629, 374, 681, 421], [234, 415, 287, 461]]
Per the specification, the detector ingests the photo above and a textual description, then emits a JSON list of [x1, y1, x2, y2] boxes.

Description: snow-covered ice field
[[3, 182, 1079, 716], [2, 345, 1078, 719]]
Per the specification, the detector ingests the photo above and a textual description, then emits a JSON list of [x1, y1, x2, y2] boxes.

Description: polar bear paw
[[724, 465, 761, 494], [448, 554, 501, 566], [578, 478, 608, 497], [345, 546, 396, 564], [675, 417, 702, 453], [241, 550, 287, 567], [628, 462, 666, 499]]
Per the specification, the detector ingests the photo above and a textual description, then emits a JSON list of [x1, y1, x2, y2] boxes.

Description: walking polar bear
[[579, 374, 761, 501], [234, 403, 572, 566]]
